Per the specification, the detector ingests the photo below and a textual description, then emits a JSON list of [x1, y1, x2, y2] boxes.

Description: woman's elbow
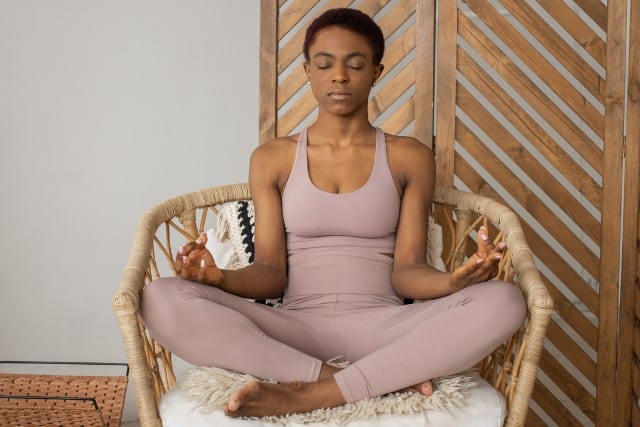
[[264, 265, 288, 298]]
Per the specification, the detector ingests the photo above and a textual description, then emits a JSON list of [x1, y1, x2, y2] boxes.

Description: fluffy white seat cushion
[[159, 370, 505, 427]]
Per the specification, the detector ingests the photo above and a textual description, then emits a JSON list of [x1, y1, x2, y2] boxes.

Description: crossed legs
[[141, 278, 525, 417]]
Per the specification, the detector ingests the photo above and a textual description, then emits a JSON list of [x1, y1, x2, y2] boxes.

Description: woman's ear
[[373, 64, 384, 85], [303, 61, 311, 79]]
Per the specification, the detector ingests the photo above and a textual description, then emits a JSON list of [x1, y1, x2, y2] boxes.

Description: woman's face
[[304, 25, 383, 117]]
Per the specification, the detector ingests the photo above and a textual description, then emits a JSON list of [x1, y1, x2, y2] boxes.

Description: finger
[[478, 255, 502, 279], [179, 241, 199, 256], [188, 233, 208, 252], [175, 247, 190, 273], [458, 255, 485, 277], [196, 259, 206, 281], [476, 226, 492, 257], [198, 232, 208, 245], [493, 241, 506, 255]]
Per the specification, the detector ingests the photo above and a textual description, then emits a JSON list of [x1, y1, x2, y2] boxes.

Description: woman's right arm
[[176, 141, 290, 299]]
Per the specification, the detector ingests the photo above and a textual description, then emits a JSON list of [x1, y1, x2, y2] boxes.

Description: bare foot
[[320, 363, 433, 397], [224, 378, 345, 418], [405, 380, 434, 397]]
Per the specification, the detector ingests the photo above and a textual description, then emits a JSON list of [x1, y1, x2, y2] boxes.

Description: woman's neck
[[309, 111, 374, 144]]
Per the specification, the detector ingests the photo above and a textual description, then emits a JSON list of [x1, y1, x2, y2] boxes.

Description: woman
[[141, 8, 526, 418]]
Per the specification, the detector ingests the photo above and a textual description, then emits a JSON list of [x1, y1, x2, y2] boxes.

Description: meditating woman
[[140, 8, 526, 418]]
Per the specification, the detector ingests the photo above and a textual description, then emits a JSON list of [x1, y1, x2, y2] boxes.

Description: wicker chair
[[113, 183, 553, 427]]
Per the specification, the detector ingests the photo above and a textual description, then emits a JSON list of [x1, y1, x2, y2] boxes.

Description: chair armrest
[[433, 186, 553, 427]]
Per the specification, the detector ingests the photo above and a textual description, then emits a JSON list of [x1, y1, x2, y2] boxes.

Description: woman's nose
[[332, 65, 348, 83]]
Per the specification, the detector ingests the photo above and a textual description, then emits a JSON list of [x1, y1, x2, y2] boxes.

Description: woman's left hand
[[449, 225, 506, 291]]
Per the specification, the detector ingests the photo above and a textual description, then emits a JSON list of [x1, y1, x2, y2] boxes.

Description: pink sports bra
[[282, 127, 400, 255]]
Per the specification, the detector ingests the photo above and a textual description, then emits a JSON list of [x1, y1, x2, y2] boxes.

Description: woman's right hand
[[174, 232, 224, 286], [449, 225, 505, 292]]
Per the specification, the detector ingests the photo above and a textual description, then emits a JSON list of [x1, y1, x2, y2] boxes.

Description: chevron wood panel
[[438, 0, 631, 425], [260, 0, 635, 424], [626, 0, 640, 425]]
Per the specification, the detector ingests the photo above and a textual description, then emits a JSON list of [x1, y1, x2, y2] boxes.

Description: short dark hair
[[303, 8, 385, 65]]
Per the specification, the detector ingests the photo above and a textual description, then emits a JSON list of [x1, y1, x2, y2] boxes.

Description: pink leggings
[[141, 248, 526, 402]]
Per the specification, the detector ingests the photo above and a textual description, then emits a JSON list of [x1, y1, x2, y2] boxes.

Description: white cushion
[[159, 371, 505, 427]]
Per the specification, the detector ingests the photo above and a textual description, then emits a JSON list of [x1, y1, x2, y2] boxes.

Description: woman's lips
[[328, 91, 351, 100]]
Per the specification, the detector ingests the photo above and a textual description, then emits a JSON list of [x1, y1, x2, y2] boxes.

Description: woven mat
[[179, 367, 477, 425]]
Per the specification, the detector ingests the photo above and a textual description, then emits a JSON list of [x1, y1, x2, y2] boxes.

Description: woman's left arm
[[390, 139, 504, 300]]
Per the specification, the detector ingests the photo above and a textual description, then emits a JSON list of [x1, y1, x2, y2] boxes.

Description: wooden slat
[[500, 0, 604, 103], [458, 12, 604, 176], [524, 225, 599, 317], [635, 355, 640, 397], [637, 285, 640, 323], [618, 0, 640, 425], [540, 348, 596, 421], [260, 0, 278, 144], [573, 0, 608, 31], [635, 323, 640, 363], [536, 0, 606, 66], [455, 120, 601, 279], [596, 0, 627, 424], [369, 61, 415, 120], [542, 275, 597, 350], [531, 378, 584, 427], [454, 154, 600, 315], [546, 320, 597, 386], [456, 83, 601, 244], [635, 359, 640, 427], [277, 0, 352, 75], [356, 0, 390, 18], [377, 22, 416, 81], [277, 0, 320, 41], [277, 89, 316, 136], [415, 0, 435, 148], [379, 98, 414, 134], [434, 0, 457, 188], [457, 46, 603, 213], [463, 0, 605, 139], [525, 408, 548, 427], [277, 67, 307, 110], [374, 0, 414, 39]]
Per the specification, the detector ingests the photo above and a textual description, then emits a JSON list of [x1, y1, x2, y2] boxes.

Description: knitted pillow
[[213, 200, 280, 307], [215, 200, 255, 268]]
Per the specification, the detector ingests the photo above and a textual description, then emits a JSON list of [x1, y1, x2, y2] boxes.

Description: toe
[[421, 381, 433, 396]]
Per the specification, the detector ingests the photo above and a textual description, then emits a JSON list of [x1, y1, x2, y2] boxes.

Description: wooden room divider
[[258, 1, 639, 425], [626, 1, 640, 425]]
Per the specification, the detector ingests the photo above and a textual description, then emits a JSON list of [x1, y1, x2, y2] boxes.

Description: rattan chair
[[113, 183, 553, 427]]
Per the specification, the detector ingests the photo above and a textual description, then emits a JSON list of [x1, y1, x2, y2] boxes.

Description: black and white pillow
[[214, 201, 255, 268], [214, 200, 281, 307]]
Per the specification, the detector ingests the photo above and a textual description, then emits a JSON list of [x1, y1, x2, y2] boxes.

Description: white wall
[[0, 0, 260, 420]]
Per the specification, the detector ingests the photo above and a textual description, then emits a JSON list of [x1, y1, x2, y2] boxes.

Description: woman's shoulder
[[251, 134, 299, 163], [250, 135, 300, 190], [385, 134, 434, 165], [385, 134, 435, 193]]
